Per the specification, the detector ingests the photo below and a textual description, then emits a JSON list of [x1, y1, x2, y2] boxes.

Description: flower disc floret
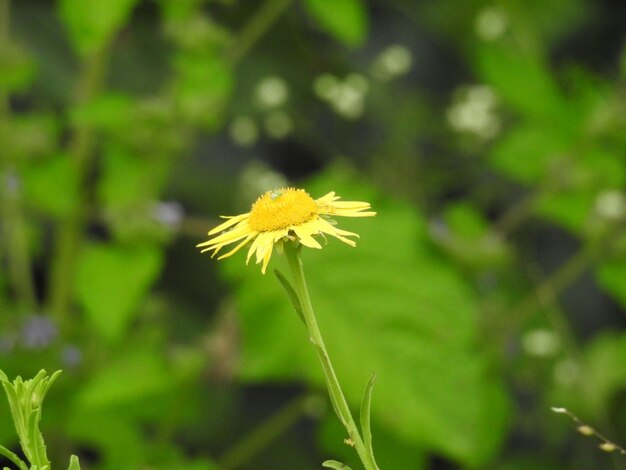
[[249, 188, 318, 231], [197, 187, 375, 273]]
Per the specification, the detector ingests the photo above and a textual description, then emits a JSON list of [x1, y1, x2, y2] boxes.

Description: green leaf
[[76, 348, 172, 409], [359, 373, 376, 457], [579, 333, 626, 416], [76, 243, 163, 342], [0, 445, 28, 470], [596, 260, 626, 310], [174, 53, 233, 129], [303, 0, 369, 47], [490, 125, 568, 185], [224, 167, 510, 465], [274, 269, 305, 324], [314, 344, 349, 427], [67, 455, 81, 470], [476, 44, 563, 120], [322, 460, 353, 469], [58, 0, 140, 56]]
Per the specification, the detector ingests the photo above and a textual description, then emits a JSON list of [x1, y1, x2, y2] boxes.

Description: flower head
[[197, 188, 375, 273]]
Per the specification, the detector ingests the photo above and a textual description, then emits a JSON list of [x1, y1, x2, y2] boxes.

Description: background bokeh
[[1, 0, 626, 468]]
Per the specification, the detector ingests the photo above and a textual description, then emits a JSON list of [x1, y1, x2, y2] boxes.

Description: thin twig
[[227, 0, 295, 65]]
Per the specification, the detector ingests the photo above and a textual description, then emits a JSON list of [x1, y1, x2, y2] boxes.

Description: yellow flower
[[197, 188, 375, 273]]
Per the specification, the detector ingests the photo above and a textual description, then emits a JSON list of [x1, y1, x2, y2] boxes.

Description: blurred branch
[[227, 0, 295, 65], [0, 170, 37, 314], [0, 0, 37, 314], [47, 47, 109, 330], [509, 247, 592, 329], [509, 222, 625, 328], [217, 394, 316, 469]]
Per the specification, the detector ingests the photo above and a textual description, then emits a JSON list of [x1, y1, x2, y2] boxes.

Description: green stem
[[227, 0, 295, 65], [284, 243, 378, 470], [0, 170, 38, 314], [0, 0, 37, 314]]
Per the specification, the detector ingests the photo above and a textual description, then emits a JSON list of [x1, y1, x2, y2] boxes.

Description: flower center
[[249, 188, 318, 232]]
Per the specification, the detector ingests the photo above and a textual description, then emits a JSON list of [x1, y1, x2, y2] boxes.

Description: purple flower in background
[[152, 200, 184, 230], [0, 332, 17, 353], [60, 344, 82, 368], [20, 315, 58, 349]]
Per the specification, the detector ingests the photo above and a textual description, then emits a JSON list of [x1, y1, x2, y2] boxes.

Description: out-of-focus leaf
[[71, 93, 134, 133], [67, 411, 146, 469], [1, 116, 57, 162], [75, 243, 163, 342], [76, 348, 171, 409], [0, 44, 36, 91], [99, 147, 161, 208], [476, 44, 563, 120], [582, 333, 626, 416], [535, 150, 625, 233], [174, 53, 233, 129], [224, 167, 510, 465], [303, 0, 369, 47], [23, 153, 79, 217], [490, 125, 568, 185], [436, 203, 510, 269], [58, 0, 140, 56], [595, 260, 626, 310]]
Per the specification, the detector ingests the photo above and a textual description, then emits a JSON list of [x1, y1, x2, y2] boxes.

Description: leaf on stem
[[0, 445, 28, 470], [274, 269, 305, 324], [314, 344, 349, 428], [322, 460, 353, 469], [67, 455, 82, 470], [360, 372, 376, 456]]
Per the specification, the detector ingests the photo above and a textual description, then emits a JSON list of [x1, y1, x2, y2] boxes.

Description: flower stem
[[284, 243, 378, 470], [46, 46, 108, 331], [227, 0, 295, 65]]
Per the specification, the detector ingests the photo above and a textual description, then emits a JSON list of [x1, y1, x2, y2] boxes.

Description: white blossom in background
[[447, 84, 501, 139], [475, 6, 508, 41], [263, 110, 293, 139], [229, 116, 259, 147], [372, 44, 413, 82], [255, 76, 289, 109], [595, 190, 626, 220], [522, 329, 560, 357], [313, 73, 339, 101], [313, 73, 369, 120]]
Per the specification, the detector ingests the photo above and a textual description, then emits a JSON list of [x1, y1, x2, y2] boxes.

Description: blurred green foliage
[[0, 0, 625, 469]]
